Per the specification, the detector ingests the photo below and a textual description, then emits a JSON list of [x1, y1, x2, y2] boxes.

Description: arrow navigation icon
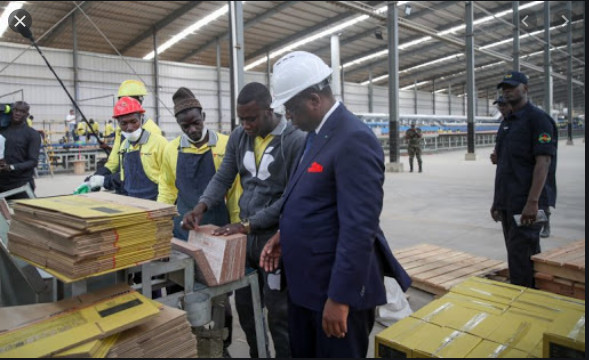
[[522, 15, 529, 27]]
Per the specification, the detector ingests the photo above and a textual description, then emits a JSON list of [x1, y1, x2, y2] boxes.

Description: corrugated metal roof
[[0, 1, 584, 110]]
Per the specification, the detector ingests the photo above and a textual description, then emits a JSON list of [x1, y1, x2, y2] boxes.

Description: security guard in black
[[491, 70, 557, 288]]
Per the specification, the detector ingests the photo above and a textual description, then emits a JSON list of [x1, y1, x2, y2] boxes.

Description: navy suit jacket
[[280, 103, 411, 312]]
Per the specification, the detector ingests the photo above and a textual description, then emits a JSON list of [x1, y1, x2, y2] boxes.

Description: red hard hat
[[113, 96, 145, 118]]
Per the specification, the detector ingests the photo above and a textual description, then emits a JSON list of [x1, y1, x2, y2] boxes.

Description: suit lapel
[[282, 105, 343, 202]]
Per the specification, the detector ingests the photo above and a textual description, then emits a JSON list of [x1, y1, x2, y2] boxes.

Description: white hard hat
[[270, 51, 333, 109]]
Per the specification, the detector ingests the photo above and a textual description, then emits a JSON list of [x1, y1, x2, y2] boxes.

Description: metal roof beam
[[179, 1, 299, 62], [244, 11, 356, 62], [38, 2, 92, 46], [119, 1, 203, 54]]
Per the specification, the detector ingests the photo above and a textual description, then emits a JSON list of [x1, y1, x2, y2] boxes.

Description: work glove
[[88, 175, 105, 190], [74, 183, 90, 194]]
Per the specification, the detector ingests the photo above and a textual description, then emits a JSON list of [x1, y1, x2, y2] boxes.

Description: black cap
[[497, 71, 528, 89], [493, 96, 507, 105]]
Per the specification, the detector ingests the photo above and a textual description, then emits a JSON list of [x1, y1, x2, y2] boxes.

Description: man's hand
[[520, 200, 539, 226], [322, 298, 349, 339], [490, 206, 502, 222], [212, 223, 245, 236], [182, 203, 207, 230], [259, 231, 281, 272], [490, 149, 497, 165], [0, 161, 9, 172]]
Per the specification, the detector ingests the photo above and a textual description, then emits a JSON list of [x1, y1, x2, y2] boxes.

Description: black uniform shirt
[[0, 121, 41, 190], [493, 101, 557, 212]]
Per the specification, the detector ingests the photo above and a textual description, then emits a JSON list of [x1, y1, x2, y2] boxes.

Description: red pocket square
[[308, 162, 323, 173]]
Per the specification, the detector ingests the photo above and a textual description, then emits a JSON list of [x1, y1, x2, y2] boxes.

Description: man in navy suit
[[260, 51, 411, 358]]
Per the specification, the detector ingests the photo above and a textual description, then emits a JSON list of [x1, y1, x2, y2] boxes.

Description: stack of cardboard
[[105, 305, 197, 358], [0, 284, 198, 358], [171, 225, 246, 286], [375, 277, 585, 358], [0, 285, 161, 358], [7, 192, 176, 280]]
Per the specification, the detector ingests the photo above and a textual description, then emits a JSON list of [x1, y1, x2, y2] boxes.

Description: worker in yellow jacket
[[77, 97, 167, 200], [83, 80, 162, 195], [158, 87, 241, 239]]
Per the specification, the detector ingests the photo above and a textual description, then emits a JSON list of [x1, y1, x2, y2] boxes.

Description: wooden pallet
[[393, 244, 508, 295], [532, 239, 585, 299]]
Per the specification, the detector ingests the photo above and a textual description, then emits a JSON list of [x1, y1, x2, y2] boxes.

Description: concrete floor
[[33, 139, 585, 358]]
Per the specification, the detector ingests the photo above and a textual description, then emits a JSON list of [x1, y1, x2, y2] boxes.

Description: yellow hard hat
[[117, 80, 147, 97]]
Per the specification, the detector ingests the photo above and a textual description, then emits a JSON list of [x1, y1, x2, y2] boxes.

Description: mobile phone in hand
[[513, 210, 548, 226]]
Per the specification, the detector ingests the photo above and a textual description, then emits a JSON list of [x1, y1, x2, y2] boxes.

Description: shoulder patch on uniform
[[538, 132, 551, 144]]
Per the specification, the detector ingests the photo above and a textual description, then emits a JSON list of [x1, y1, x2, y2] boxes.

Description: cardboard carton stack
[[171, 225, 246, 286], [7, 192, 176, 280], [0, 284, 197, 358], [375, 276, 585, 358]]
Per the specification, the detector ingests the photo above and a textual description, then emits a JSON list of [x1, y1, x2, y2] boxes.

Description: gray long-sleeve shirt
[[199, 117, 305, 232]]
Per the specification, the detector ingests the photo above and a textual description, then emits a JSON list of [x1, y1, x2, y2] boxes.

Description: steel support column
[[465, 1, 476, 160], [152, 28, 160, 125], [448, 84, 452, 115], [229, 1, 245, 130], [331, 35, 341, 101], [566, 1, 573, 145], [386, 1, 402, 172], [512, 1, 520, 71], [368, 67, 374, 113], [413, 80, 418, 114], [432, 78, 436, 114], [544, 2, 553, 115], [216, 39, 223, 131], [72, 13, 79, 119]]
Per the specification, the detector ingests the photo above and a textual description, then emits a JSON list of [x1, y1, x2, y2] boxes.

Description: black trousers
[[500, 210, 542, 288], [288, 298, 375, 358]]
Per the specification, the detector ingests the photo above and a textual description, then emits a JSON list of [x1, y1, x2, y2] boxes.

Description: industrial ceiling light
[[404, 4, 412, 16]]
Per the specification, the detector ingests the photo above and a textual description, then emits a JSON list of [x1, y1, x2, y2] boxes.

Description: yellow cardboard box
[[0, 285, 160, 358], [411, 299, 503, 338], [412, 327, 481, 358], [486, 315, 547, 357], [449, 277, 524, 306], [465, 339, 530, 358], [543, 311, 585, 358], [375, 317, 439, 358], [438, 292, 509, 315], [514, 287, 585, 314]]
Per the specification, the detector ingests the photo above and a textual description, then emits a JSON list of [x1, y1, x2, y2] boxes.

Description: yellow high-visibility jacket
[[158, 132, 242, 223]]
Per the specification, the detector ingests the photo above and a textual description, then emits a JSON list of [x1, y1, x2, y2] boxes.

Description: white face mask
[[122, 127, 143, 142], [187, 126, 208, 144]]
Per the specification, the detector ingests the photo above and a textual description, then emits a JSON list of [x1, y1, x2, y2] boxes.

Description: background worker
[[405, 121, 423, 172], [158, 87, 241, 357], [259, 51, 411, 358], [82, 80, 162, 195], [183, 82, 305, 358], [65, 108, 76, 141], [0, 101, 41, 200], [104, 120, 115, 144], [490, 71, 557, 288], [76, 97, 167, 200], [87, 119, 100, 145], [74, 120, 87, 144]]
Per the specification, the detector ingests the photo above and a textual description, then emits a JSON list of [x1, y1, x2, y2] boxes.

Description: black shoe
[[540, 225, 551, 238]]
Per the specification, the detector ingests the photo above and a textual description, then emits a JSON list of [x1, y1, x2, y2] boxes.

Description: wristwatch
[[9, 165, 15, 171], [240, 219, 251, 234]]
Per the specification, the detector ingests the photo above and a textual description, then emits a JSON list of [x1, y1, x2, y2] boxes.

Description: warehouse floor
[[34, 139, 585, 358]]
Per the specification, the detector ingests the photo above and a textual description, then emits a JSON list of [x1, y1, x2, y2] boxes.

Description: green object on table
[[73, 183, 90, 194]]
